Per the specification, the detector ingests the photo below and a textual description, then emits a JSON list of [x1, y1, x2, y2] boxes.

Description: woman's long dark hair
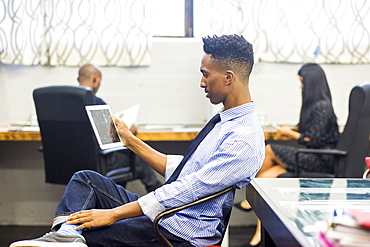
[[297, 63, 335, 132]]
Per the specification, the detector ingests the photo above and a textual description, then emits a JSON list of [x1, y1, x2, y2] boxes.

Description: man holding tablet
[[10, 34, 264, 247], [77, 63, 162, 192]]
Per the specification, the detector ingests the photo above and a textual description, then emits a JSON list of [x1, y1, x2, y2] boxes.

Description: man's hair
[[202, 34, 254, 81], [297, 63, 335, 132]]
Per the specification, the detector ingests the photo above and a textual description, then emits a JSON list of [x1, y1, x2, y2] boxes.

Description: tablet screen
[[85, 105, 123, 149]]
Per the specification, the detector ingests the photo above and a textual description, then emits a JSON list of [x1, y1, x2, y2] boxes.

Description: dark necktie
[[165, 114, 221, 184]]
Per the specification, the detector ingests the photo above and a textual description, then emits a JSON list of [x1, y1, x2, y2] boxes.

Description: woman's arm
[[277, 125, 302, 140]]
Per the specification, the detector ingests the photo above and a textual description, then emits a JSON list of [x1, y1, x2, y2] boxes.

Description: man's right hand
[[111, 115, 135, 147]]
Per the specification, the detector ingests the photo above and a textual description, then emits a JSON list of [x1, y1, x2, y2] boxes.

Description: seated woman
[[235, 63, 340, 247]]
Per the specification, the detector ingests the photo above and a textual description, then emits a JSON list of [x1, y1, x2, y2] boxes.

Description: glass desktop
[[249, 178, 370, 246]]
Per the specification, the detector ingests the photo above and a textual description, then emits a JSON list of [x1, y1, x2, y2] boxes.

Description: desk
[[0, 131, 41, 141], [246, 178, 370, 247], [0, 127, 288, 142], [0, 130, 199, 142], [136, 128, 199, 141]]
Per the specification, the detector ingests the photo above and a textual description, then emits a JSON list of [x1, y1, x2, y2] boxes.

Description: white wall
[[250, 62, 370, 126], [0, 38, 208, 127], [1, 38, 369, 127]]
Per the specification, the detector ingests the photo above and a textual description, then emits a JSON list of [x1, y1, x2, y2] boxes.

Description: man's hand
[[112, 115, 168, 176], [109, 119, 120, 142], [111, 116, 135, 146], [66, 209, 117, 230], [67, 202, 144, 230], [129, 124, 138, 135]]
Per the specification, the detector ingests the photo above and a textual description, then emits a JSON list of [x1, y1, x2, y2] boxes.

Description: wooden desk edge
[[1, 130, 291, 142], [0, 131, 199, 142], [0, 131, 41, 141], [136, 131, 198, 141]]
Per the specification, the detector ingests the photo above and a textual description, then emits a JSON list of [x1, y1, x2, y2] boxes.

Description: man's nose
[[200, 77, 206, 88]]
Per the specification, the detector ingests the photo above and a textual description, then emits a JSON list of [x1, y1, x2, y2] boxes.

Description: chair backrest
[[33, 85, 101, 184], [336, 82, 370, 177]]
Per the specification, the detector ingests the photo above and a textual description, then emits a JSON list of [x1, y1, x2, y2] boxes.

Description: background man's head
[[202, 34, 254, 82], [77, 64, 102, 94]]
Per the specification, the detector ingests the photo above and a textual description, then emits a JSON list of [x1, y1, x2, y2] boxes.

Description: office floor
[[0, 225, 255, 247]]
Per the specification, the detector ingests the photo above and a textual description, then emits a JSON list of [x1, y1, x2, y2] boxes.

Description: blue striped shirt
[[138, 102, 265, 246]]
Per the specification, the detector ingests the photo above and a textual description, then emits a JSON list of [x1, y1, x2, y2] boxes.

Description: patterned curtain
[[0, 0, 151, 66], [195, 0, 370, 64]]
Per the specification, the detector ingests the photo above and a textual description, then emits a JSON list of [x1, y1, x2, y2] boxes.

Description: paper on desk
[[173, 127, 202, 132], [0, 122, 11, 132], [115, 104, 140, 128]]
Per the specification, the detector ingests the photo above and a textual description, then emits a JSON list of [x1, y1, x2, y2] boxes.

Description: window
[[0, 0, 151, 66], [1, 0, 369, 65], [152, 0, 193, 37]]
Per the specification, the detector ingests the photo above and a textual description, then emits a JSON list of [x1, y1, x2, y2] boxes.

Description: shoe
[[240, 241, 261, 247], [9, 232, 87, 247], [233, 202, 253, 212]]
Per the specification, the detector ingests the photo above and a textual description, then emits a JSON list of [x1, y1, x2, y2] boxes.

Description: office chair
[[153, 186, 235, 247], [33, 85, 136, 184], [279, 82, 370, 178]]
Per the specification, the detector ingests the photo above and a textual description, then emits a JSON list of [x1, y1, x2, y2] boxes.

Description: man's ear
[[92, 73, 98, 83], [225, 70, 235, 85]]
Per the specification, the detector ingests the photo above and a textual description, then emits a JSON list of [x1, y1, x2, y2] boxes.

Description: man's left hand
[[66, 209, 117, 230]]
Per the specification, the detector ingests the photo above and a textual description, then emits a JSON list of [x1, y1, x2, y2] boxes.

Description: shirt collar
[[218, 101, 255, 122]]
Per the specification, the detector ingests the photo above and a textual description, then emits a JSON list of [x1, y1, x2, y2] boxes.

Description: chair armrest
[[294, 148, 347, 177], [153, 186, 234, 247], [296, 148, 347, 156]]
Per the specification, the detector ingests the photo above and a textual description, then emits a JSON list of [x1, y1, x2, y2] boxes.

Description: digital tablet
[[85, 105, 123, 149]]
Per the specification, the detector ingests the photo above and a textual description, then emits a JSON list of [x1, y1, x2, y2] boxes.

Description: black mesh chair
[[279, 82, 370, 178], [33, 85, 135, 184], [153, 186, 235, 247]]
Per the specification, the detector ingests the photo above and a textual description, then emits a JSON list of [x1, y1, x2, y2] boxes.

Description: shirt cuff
[[137, 192, 166, 221], [165, 154, 184, 181]]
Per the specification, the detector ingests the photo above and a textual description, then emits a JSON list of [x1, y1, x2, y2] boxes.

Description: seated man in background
[[77, 63, 162, 192], [10, 34, 265, 247]]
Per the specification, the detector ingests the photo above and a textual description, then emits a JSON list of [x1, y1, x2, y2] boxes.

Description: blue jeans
[[53, 170, 191, 247]]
